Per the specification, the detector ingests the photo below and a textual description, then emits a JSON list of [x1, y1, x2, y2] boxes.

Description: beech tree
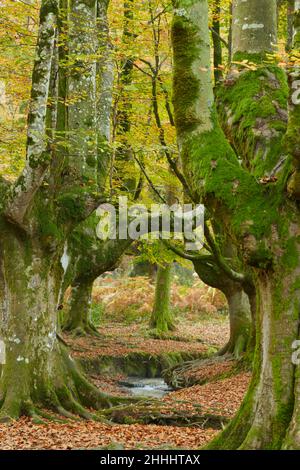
[[150, 262, 175, 333], [3, 0, 300, 451], [61, 223, 132, 336], [172, 0, 300, 449], [0, 0, 132, 422], [58, 0, 131, 337], [193, 259, 253, 359], [166, 234, 255, 358]]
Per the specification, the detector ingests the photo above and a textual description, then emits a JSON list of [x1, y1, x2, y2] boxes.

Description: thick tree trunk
[[150, 264, 175, 333], [209, 259, 300, 449], [232, 0, 277, 56], [207, 0, 300, 449], [0, 226, 60, 420], [193, 259, 252, 358], [218, 287, 251, 359], [0, 222, 129, 422], [60, 231, 132, 336], [63, 278, 99, 336], [244, 269, 299, 450], [172, 0, 300, 449], [0, 0, 136, 422]]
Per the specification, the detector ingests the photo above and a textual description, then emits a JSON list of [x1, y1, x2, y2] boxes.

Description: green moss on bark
[[171, 14, 201, 134], [150, 264, 175, 333], [216, 66, 289, 176]]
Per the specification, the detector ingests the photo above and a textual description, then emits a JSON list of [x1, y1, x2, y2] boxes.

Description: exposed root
[[163, 355, 237, 389], [217, 334, 248, 359], [100, 398, 227, 429], [148, 328, 176, 340], [0, 344, 144, 423], [62, 322, 102, 338]]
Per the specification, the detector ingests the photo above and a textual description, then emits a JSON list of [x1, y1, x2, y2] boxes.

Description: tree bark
[[193, 259, 252, 359], [5, 0, 58, 227], [232, 0, 277, 57], [150, 263, 175, 333], [59, 0, 120, 337], [61, 223, 133, 336], [209, 263, 300, 449], [172, 0, 300, 449], [0, 0, 134, 421], [63, 278, 99, 336], [211, 0, 223, 84], [218, 288, 251, 359], [0, 221, 128, 422], [294, 0, 300, 48], [67, 0, 98, 185], [97, 0, 114, 188], [286, 0, 295, 52]]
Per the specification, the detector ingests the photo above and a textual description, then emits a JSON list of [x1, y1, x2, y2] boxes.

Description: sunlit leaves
[[0, 0, 39, 178]]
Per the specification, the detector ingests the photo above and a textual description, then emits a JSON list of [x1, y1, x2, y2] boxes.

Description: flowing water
[[119, 377, 172, 399]]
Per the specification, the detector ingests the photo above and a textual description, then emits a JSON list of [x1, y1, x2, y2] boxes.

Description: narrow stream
[[119, 377, 173, 398]]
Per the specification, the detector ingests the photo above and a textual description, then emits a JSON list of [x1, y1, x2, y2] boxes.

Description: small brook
[[119, 377, 173, 399]]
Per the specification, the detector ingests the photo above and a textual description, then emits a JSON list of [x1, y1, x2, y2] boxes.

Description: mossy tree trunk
[[210, 266, 300, 450], [150, 263, 175, 333], [63, 278, 98, 336], [193, 258, 252, 359], [60, 0, 139, 339], [0, 222, 124, 421], [0, 0, 133, 422], [172, 0, 300, 449], [60, 220, 133, 336], [221, 288, 251, 358]]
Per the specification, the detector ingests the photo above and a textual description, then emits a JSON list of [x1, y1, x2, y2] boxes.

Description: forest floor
[[0, 318, 250, 449], [0, 278, 251, 449]]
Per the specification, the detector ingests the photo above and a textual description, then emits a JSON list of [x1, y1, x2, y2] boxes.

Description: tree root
[[101, 399, 227, 429], [163, 354, 237, 389], [217, 334, 248, 359], [62, 321, 102, 338], [0, 345, 144, 423], [148, 329, 176, 340]]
